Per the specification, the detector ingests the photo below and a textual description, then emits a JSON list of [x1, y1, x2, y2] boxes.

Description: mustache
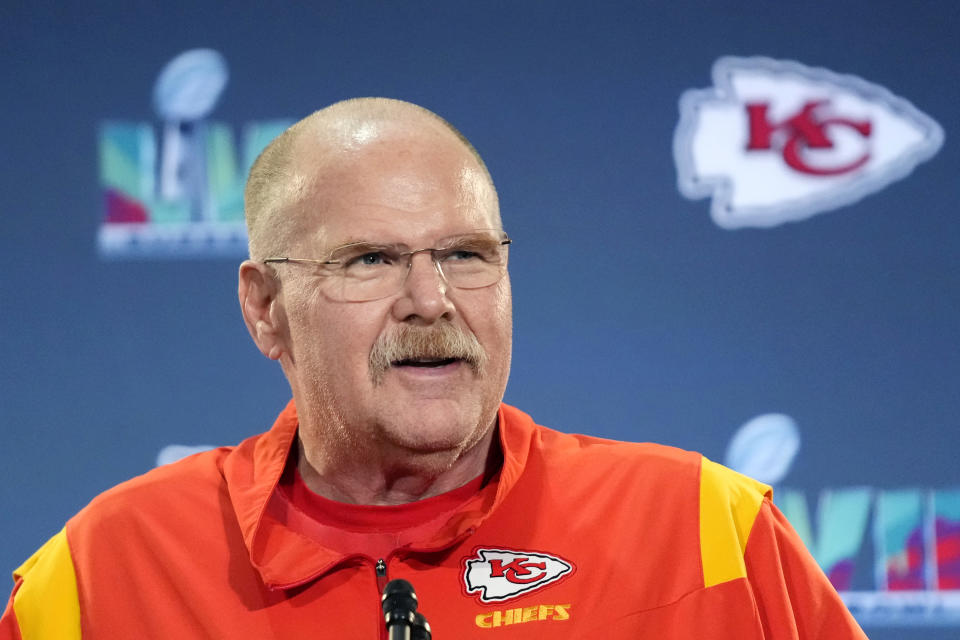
[[369, 323, 487, 384]]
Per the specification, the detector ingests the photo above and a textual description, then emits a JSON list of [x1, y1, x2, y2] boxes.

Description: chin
[[379, 405, 489, 454], [388, 422, 477, 454]]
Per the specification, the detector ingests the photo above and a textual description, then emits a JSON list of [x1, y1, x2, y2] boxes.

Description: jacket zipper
[[376, 557, 388, 640], [375, 557, 388, 593]]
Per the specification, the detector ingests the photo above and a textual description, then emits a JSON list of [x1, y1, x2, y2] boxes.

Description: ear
[[238, 260, 287, 361]]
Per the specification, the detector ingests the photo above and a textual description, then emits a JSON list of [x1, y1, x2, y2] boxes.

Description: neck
[[295, 423, 500, 505]]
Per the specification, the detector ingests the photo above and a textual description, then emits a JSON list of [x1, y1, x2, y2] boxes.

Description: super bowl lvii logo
[[727, 414, 960, 627], [673, 57, 944, 229], [98, 49, 292, 258]]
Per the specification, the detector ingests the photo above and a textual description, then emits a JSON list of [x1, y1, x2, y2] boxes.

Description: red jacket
[[2, 402, 866, 639]]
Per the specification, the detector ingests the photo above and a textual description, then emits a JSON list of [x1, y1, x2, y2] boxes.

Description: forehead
[[287, 123, 500, 250]]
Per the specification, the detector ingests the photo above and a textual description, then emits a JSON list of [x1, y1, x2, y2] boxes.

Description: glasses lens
[[435, 231, 509, 289], [328, 243, 406, 302]]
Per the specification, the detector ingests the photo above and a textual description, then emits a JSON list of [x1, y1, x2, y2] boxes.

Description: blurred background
[[1, 2, 957, 636]]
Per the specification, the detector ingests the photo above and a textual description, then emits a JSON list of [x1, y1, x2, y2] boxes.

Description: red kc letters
[[745, 100, 872, 176], [488, 558, 548, 584]]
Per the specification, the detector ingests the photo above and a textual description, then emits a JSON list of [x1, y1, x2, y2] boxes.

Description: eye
[[351, 251, 389, 266], [447, 249, 481, 261], [440, 239, 499, 264], [336, 245, 400, 269]]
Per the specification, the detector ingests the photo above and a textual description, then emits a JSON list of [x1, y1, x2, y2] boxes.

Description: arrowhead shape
[[673, 56, 944, 228], [462, 547, 574, 603]]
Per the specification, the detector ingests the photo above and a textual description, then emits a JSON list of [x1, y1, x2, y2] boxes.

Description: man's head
[[244, 99, 500, 262], [238, 98, 512, 481]]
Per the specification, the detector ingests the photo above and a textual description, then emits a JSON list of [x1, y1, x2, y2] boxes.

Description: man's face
[[277, 125, 512, 462]]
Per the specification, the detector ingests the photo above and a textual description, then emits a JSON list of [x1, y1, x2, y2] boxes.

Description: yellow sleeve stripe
[[12, 528, 81, 640], [699, 457, 770, 588]]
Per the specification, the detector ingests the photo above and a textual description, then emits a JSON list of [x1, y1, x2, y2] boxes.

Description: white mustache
[[369, 323, 487, 384]]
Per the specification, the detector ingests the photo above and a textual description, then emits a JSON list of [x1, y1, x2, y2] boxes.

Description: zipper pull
[[375, 557, 388, 593]]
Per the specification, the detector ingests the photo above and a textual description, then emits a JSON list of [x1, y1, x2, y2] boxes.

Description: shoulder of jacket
[[68, 445, 234, 533], [12, 528, 81, 639], [532, 421, 703, 469], [699, 456, 771, 504], [698, 456, 772, 587]]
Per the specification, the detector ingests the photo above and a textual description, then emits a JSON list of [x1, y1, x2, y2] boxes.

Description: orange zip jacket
[[2, 402, 867, 639]]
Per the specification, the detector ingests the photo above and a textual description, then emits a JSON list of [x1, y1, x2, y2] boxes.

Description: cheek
[[491, 279, 513, 340], [280, 286, 348, 365], [465, 281, 512, 363], [280, 275, 327, 328], [319, 303, 393, 370]]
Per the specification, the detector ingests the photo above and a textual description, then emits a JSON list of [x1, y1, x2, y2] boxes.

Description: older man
[[2, 99, 867, 639]]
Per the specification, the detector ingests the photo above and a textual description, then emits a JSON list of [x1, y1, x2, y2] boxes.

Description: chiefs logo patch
[[462, 547, 575, 603]]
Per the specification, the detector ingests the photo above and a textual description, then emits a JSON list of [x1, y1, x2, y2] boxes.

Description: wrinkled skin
[[239, 111, 511, 504]]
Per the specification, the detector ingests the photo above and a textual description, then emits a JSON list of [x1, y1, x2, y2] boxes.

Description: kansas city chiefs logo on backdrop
[[462, 548, 574, 603], [673, 56, 944, 229]]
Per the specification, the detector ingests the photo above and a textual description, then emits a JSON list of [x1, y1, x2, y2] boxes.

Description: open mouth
[[393, 357, 460, 368]]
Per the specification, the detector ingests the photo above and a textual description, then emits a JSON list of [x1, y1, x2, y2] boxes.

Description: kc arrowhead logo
[[462, 548, 574, 603], [673, 56, 944, 229]]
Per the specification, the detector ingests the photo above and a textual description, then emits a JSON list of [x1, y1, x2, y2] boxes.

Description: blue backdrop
[[2, 3, 958, 637]]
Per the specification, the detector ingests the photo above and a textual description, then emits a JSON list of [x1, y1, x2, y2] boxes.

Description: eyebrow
[[326, 239, 410, 256], [323, 231, 502, 256]]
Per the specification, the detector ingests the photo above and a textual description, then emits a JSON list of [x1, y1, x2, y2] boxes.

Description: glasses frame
[[263, 229, 512, 302]]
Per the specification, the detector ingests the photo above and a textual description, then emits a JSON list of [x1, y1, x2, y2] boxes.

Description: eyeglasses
[[264, 229, 511, 302]]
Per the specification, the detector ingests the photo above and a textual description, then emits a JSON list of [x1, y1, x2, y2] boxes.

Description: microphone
[[382, 579, 419, 640], [412, 612, 432, 640]]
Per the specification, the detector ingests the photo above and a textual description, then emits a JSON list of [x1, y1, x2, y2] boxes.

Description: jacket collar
[[223, 400, 536, 589]]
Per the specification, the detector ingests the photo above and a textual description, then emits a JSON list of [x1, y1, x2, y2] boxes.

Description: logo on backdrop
[[98, 48, 292, 259], [726, 413, 960, 627], [673, 56, 944, 229], [463, 548, 574, 603]]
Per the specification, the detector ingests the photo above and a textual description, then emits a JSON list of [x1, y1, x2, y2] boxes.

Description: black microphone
[[382, 579, 419, 640], [411, 612, 432, 640]]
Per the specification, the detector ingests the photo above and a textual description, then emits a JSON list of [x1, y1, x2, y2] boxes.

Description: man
[[1, 98, 867, 639]]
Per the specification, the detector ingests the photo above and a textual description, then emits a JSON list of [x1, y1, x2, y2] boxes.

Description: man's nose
[[391, 251, 455, 323]]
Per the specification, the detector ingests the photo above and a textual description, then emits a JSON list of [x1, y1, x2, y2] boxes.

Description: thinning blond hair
[[243, 97, 498, 260]]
